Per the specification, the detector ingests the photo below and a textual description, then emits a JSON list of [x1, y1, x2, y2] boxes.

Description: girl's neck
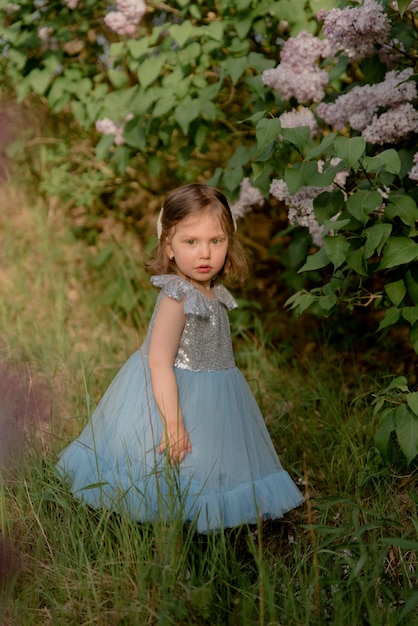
[[175, 271, 215, 297]]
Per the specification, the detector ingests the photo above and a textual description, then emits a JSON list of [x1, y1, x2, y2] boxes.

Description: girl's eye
[[185, 239, 196, 245], [212, 239, 224, 244]]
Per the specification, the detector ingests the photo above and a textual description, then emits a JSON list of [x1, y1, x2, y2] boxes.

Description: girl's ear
[[165, 237, 174, 260]]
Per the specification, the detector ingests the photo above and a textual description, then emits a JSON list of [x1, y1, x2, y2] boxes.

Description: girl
[[56, 183, 304, 533]]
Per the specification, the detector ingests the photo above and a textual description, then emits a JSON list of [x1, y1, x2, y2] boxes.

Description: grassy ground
[[0, 182, 416, 625]]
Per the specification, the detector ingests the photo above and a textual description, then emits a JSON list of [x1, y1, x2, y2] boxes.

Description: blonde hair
[[146, 183, 252, 288]]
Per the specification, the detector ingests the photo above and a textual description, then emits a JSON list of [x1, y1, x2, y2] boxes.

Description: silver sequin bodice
[[140, 275, 238, 372]]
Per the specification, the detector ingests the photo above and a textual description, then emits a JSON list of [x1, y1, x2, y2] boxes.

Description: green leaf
[[406, 392, 418, 417], [374, 410, 396, 464], [364, 223, 392, 258], [281, 126, 310, 153], [234, 12, 255, 38], [126, 38, 149, 59], [394, 405, 418, 464], [174, 98, 200, 135], [398, 0, 416, 16], [385, 280, 406, 306], [123, 120, 145, 151], [313, 190, 345, 226], [224, 56, 248, 84], [28, 68, 51, 95], [318, 293, 338, 311], [285, 291, 316, 314], [255, 118, 281, 152], [405, 266, 418, 304], [323, 235, 350, 270], [299, 247, 330, 272], [334, 136, 366, 169], [95, 134, 114, 161], [362, 149, 401, 175], [170, 20, 194, 48], [379, 237, 418, 270], [305, 133, 336, 160], [377, 307, 401, 331], [401, 305, 418, 325], [386, 194, 418, 228], [346, 247, 367, 275], [202, 20, 224, 41], [138, 56, 165, 89], [108, 69, 128, 89], [346, 190, 382, 224], [284, 161, 337, 195]]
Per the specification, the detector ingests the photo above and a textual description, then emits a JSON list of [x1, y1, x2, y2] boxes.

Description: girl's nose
[[200, 244, 210, 258]]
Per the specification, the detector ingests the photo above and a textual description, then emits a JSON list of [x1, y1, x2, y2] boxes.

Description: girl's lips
[[196, 266, 211, 272]]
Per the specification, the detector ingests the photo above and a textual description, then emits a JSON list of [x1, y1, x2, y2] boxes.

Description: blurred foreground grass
[[0, 182, 416, 625]]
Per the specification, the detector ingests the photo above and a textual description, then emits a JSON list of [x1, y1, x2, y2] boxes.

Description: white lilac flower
[[62, 0, 79, 8], [104, 0, 147, 36], [230, 178, 264, 219], [317, 68, 417, 131], [270, 179, 324, 246], [279, 107, 318, 137], [269, 178, 291, 204], [96, 114, 134, 146], [320, 0, 390, 61], [362, 103, 418, 144], [262, 30, 330, 103], [38, 26, 53, 41], [409, 152, 418, 182], [96, 118, 124, 145], [270, 159, 346, 247]]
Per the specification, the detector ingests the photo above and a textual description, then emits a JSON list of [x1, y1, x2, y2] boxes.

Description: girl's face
[[165, 210, 229, 290]]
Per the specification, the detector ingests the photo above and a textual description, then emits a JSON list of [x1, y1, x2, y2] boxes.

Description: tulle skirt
[[56, 351, 304, 533]]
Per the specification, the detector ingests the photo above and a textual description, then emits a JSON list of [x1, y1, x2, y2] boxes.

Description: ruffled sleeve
[[213, 284, 239, 311], [150, 275, 238, 317]]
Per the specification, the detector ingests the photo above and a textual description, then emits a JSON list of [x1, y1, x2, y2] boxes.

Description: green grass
[[0, 182, 416, 625]]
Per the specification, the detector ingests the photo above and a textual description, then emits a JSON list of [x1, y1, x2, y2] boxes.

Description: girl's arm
[[148, 295, 192, 463]]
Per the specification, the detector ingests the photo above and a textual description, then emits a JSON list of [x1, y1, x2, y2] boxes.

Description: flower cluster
[[317, 68, 417, 143], [270, 159, 347, 246], [270, 180, 325, 247], [96, 114, 133, 145], [279, 107, 318, 138], [104, 0, 147, 37], [230, 178, 264, 219], [262, 30, 330, 103], [62, 0, 79, 8], [319, 0, 390, 60], [362, 103, 418, 145], [409, 153, 418, 182]]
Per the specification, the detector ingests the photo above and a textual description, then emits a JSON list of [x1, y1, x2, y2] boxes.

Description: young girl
[[56, 183, 304, 533]]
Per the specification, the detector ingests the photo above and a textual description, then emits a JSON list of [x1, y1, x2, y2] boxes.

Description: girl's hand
[[158, 423, 192, 464]]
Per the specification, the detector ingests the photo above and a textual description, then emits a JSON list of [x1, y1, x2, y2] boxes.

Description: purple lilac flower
[[362, 103, 418, 145], [317, 69, 417, 132], [262, 31, 330, 103], [279, 107, 318, 137], [62, 0, 79, 8], [320, 0, 390, 60], [270, 160, 346, 246], [408, 153, 418, 182], [230, 178, 264, 219], [104, 0, 147, 36]]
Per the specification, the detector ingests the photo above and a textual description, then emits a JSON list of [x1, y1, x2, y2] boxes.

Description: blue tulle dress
[[56, 275, 304, 533]]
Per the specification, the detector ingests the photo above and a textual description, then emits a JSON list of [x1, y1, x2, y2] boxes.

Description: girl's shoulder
[[151, 274, 238, 316]]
